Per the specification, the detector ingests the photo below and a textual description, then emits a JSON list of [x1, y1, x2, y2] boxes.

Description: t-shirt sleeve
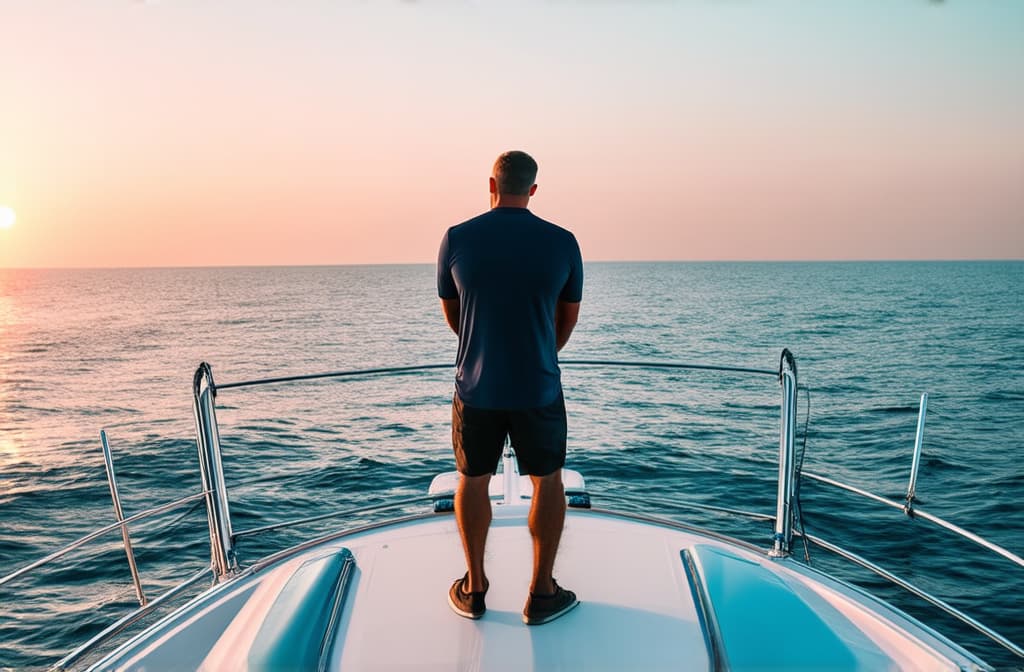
[[437, 229, 458, 299], [559, 233, 584, 303]]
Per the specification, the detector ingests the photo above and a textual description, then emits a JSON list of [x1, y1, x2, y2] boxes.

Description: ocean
[[0, 261, 1022, 669]]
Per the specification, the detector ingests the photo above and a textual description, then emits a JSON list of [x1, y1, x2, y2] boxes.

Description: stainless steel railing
[[0, 489, 208, 590], [100, 430, 146, 606], [0, 427, 216, 670], [905, 392, 927, 513], [193, 362, 237, 580], [771, 349, 798, 557], [796, 391, 1024, 658], [0, 365, 256, 667], [198, 356, 788, 573], [804, 534, 1024, 658]]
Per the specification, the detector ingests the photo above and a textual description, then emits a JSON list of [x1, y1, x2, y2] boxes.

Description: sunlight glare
[[0, 206, 15, 229]]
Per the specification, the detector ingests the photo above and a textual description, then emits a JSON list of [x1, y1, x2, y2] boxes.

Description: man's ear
[[529, 184, 538, 196], [489, 177, 498, 194]]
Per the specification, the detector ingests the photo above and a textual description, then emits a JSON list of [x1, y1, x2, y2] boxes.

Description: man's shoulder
[[446, 211, 493, 239], [543, 218, 577, 241], [519, 212, 578, 246], [532, 216, 579, 252]]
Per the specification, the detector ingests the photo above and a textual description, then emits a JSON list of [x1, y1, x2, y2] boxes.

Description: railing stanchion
[[502, 438, 519, 505], [101, 430, 147, 606], [905, 392, 928, 515], [770, 350, 798, 558], [193, 362, 237, 580]]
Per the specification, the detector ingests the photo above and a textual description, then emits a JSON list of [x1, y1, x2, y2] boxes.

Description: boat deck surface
[[329, 506, 708, 671]]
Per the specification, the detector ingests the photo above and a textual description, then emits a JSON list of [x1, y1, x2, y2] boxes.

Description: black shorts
[[452, 391, 567, 477]]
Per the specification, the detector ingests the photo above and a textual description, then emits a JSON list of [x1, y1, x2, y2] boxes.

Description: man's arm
[[555, 300, 580, 351], [441, 298, 460, 335]]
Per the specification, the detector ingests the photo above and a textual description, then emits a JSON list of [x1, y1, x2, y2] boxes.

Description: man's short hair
[[492, 151, 538, 196]]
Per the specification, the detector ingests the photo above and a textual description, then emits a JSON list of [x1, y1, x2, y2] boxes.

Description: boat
[[2, 350, 1021, 670]]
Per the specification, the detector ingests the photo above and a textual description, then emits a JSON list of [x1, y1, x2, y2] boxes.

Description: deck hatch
[[688, 544, 860, 671], [247, 547, 355, 672]]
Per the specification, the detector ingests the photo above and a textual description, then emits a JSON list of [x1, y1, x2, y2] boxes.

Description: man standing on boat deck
[[437, 150, 583, 625]]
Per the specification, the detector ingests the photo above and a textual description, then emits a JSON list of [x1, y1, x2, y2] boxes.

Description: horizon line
[[2, 258, 1021, 271]]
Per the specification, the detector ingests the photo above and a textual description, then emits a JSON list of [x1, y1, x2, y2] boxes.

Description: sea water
[[1, 262, 1021, 669]]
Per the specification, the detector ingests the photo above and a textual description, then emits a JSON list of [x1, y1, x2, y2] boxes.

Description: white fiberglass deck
[[94, 501, 985, 672], [330, 507, 708, 671]]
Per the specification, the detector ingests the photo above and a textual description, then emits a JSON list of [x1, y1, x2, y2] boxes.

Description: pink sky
[[1, 1, 1021, 268]]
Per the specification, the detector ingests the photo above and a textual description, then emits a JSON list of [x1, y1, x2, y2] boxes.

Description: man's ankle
[[530, 578, 555, 595]]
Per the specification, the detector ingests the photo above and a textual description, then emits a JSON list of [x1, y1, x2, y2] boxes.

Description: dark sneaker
[[448, 573, 487, 619], [522, 580, 579, 625]]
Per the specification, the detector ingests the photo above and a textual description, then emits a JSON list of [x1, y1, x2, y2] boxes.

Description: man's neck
[[492, 195, 531, 209]]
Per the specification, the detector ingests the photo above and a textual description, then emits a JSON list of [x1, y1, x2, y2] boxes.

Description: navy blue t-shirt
[[437, 207, 584, 409]]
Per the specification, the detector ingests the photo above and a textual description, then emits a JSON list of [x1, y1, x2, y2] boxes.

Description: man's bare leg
[[528, 470, 565, 595], [455, 473, 492, 592]]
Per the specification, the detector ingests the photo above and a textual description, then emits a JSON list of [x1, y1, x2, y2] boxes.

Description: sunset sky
[[1, 0, 1021, 268]]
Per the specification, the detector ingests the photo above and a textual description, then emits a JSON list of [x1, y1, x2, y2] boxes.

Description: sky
[[0, 0, 1022, 268]]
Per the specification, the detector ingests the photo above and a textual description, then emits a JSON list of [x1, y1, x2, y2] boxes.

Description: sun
[[0, 206, 15, 230]]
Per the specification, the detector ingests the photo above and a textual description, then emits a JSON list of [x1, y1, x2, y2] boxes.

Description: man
[[437, 150, 583, 625]]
